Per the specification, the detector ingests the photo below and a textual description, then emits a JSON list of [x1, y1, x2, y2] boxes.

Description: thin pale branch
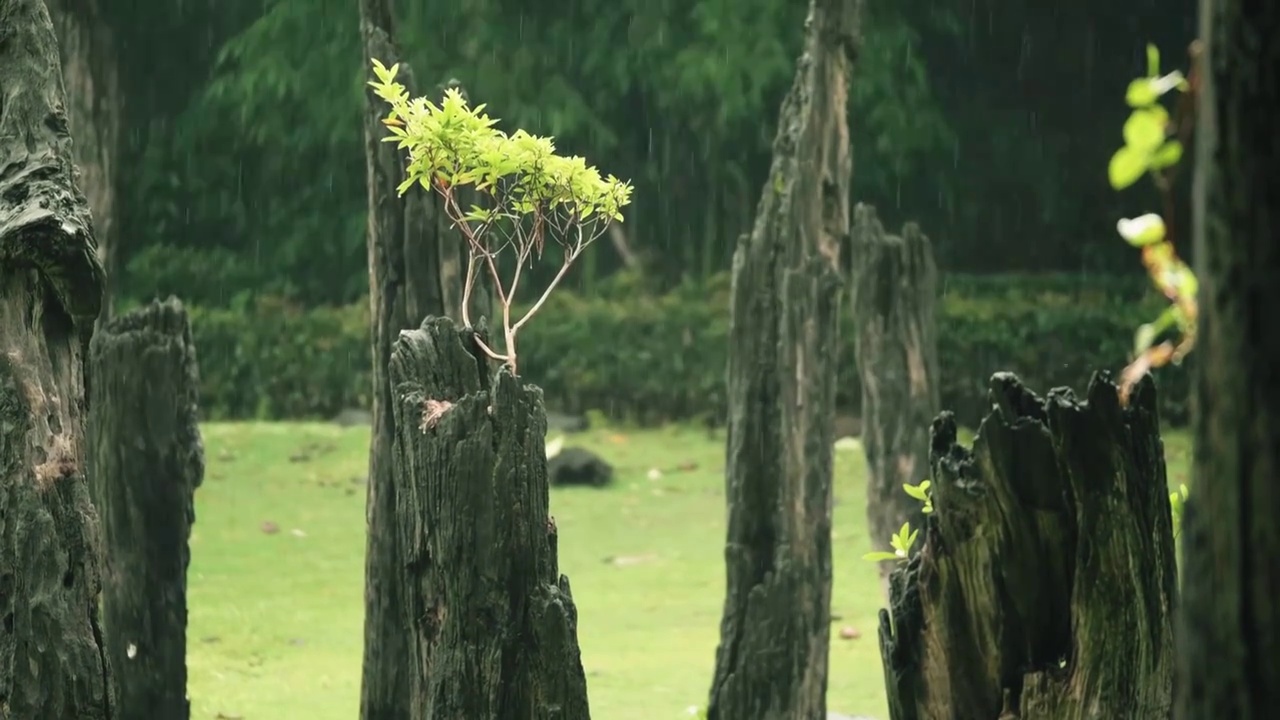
[[472, 334, 507, 363], [512, 223, 587, 335]]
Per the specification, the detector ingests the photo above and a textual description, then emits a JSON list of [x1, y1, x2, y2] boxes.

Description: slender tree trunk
[[0, 0, 111, 717], [389, 318, 590, 719], [46, 0, 120, 321], [87, 298, 203, 720], [357, 3, 479, 717], [1176, 0, 1280, 716], [879, 373, 1177, 719], [707, 0, 858, 717], [849, 205, 940, 599]]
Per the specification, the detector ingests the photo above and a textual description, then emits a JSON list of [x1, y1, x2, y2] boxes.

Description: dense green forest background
[[105, 0, 1193, 307], [83, 0, 1197, 424]]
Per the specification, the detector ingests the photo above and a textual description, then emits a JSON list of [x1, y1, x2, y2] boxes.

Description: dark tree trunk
[[46, 0, 120, 321], [878, 373, 1177, 719], [849, 205, 940, 597], [389, 317, 590, 719], [707, 0, 858, 717], [357, 3, 487, 716], [1176, 0, 1280, 716], [87, 298, 203, 720], [0, 0, 111, 717]]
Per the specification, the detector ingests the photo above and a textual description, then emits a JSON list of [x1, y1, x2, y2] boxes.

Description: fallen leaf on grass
[[261, 521, 280, 535], [839, 626, 861, 640]]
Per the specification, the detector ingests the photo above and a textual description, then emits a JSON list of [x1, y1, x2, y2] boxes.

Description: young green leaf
[[1149, 141, 1184, 170], [862, 551, 902, 562], [1108, 146, 1148, 189]]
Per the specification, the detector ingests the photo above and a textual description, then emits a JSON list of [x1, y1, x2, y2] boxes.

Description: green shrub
[[181, 273, 1191, 426], [187, 296, 370, 420]]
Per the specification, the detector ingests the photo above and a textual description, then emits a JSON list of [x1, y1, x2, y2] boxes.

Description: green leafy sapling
[[1108, 42, 1200, 405], [1109, 42, 1200, 541], [862, 480, 932, 564], [367, 59, 633, 376]]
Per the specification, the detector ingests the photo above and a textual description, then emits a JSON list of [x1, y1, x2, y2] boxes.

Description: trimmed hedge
[[180, 273, 1191, 427]]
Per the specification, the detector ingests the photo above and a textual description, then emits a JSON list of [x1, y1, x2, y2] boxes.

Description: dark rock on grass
[[547, 447, 613, 488]]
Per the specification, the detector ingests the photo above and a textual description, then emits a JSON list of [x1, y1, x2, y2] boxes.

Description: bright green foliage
[[368, 59, 632, 373], [1108, 45, 1188, 189], [862, 520, 922, 563], [370, 60, 631, 224], [904, 479, 934, 514], [862, 481, 931, 564], [1107, 43, 1198, 405]]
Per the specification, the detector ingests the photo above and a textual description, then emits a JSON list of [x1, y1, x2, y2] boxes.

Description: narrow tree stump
[[389, 317, 590, 720], [707, 0, 859, 716], [878, 372, 1177, 719], [849, 204, 940, 595], [358, 6, 474, 715], [0, 0, 112, 715], [87, 297, 203, 720], [1178, 2, 1280, 714]]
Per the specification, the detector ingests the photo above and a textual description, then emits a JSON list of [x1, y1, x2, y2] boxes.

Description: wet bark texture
[[707, 0, 859, 717], [46, 0, 120, 320], [849, 205, 940, 591], [1176, 0, 1280, 716], [357, 1, 485, 716], [0, 0, 112, 717], [879, 373, 1177, 720], [390, 317, 589, 720], [87, 298, 203, 720]]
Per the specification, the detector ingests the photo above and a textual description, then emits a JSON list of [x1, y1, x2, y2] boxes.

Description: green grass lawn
[[186, 420, 1191, 720]]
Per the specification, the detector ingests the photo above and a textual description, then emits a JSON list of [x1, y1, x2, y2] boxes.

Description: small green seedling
[[864, 478, 933, 564], [863, 521, 920, 563]]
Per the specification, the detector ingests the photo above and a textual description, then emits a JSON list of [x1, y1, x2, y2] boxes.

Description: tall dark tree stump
[[388, 317, 590, 720], [878, 372, 1177, 719], [849, 205, 940, 596], [1177, 0, 1280, 715], [87, 297, 203, 720], [0, 0, 112, 716], [707, 0, 859, 717], [358, 2, 485, 715]]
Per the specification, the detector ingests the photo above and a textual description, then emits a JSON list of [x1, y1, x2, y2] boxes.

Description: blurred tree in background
[[103, 0, 1194, 309]]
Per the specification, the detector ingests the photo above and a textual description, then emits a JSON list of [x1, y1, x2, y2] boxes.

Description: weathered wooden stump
[[879, 372, 1176, 719], [0, 0, 113, 715], [707, 0, 859, 716], [850, 204, 941, 595], [388, 317, 590, 720], [87, 297, 203, 720]]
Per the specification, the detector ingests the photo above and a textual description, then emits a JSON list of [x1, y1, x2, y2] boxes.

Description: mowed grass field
[[185, 420, 1192, 720]]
